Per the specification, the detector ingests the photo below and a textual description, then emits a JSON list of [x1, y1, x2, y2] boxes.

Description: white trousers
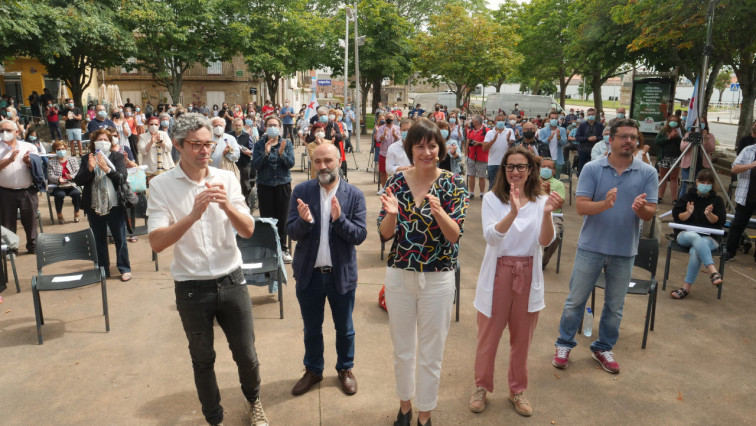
[[384, 267, 455, 412]]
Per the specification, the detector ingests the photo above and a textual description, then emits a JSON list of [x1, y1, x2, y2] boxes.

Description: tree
[[613, 0, 756, 141], [26, 0, 135, 108], [714, 68, 732, 103], [0, 0, 47, 61], [125, 0, 246, 104], [414, 4, 520, 109], [239, 0, 336, 104], [332, 0, 414, 118], [569, 0, 640, 114], [513, 0, 581, 109]]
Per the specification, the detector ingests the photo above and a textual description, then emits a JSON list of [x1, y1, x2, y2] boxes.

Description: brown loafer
[[292, 370, 322, 396], [338, 369, 357, 395]]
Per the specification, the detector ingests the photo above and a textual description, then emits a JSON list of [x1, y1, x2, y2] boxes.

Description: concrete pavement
[[1, 145, 755, 425]]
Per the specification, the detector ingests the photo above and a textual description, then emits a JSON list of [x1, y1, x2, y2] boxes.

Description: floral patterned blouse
[[378, 170, 469, 272]]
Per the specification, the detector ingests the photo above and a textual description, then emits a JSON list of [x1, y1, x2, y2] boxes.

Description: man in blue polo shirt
[[280, 99, 295, 141], [552, 118, 657, 375]]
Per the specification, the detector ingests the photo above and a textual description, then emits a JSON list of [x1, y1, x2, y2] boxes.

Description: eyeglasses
[[505, 164, 530, 172], [186, 141, 216, 152], [613, 134, 638, 141]]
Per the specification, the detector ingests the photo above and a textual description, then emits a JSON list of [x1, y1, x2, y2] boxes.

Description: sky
[[487, 0, 530, 9]]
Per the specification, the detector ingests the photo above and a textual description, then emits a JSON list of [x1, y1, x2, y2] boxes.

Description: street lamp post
[[353, 3, 361, 152], [344, 8, 350, 107]]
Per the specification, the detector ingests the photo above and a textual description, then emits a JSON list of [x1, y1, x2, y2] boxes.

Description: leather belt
[[314, 266, 332, 274]]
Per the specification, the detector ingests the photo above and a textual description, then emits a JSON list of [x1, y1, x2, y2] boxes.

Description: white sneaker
[[245, 397, 269, 426], [282, 251, 293, 263], [377, 187, 385, 195]]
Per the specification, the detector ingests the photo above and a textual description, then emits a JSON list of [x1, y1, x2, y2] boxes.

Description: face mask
[[681, 116, 687, 122], [509, 119, 517, 126], [2, 131, 14, 142], [245, 119, 253, 126], [285, 103, 290, 107], [266, 127, 280, 138], [187, 107, 193, 112], [697, 183, 712, 194], [319, 115, 328, 123], [136, 108, 140, 112], [449, 118, 456, 124], [385, 119, 393, 125], [97, 110, 107, 118], [214, 106, 218, 110], [112, 137, 119, 145], [587, 115, 595, 121], [603, 135, 610, 143], [523, 130, 535, 139], [617, 113, 625, 119], [113, 113, 121, 119], [379, 120, 386, 125], [550, 119, 558, 127], [700, 123, 706, 130], [345, 106, 351, 111], [68, 103, 74, 108], [29, 136, 37, 141], [125, 112, 133, 117], [669, 121, 679, 128], [315, 131, 325, 139], [540, 168, 553, 179], [496, 121, 507, 130], [56, 150, 66, 158], [213, 126, 224, 136], [94, 140, 111, 151], [161, 120, 170, 128], [149, 124, 159, 133], [439, 130, 449, 139], [559, 115, 565, 119]]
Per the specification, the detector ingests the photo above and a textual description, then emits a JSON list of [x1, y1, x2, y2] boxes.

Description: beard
[[317, 167, 338, 185]]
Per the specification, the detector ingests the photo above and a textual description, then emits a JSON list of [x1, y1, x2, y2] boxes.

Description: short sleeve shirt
[[64, 107, 82, 129], [378, 170, 469, 271], [576, 156, 658, 257], [484, 128, 513, 166], [280, 107, 295, 124]]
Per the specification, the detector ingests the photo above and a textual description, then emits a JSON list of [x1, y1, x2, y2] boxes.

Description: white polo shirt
[[147, 164, 252, 281], [484, 128, 514, 166]]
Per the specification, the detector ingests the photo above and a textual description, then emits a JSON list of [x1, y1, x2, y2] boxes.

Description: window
[[121, 57, 138, 75], [207, 61, 223, 76]]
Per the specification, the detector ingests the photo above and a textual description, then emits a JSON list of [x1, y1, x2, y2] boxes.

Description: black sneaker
[[725, 253, 736, 263]]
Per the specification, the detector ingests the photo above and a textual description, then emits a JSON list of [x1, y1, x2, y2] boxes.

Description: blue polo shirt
[[280, 106, 295, 125], [576, 155, 658, 257]]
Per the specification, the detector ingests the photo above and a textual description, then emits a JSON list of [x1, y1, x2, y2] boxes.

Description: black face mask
[[113, 113, 122, 119], [523, 130, 536, 139], [385, 119, 393, 124], [435, 107, 440, 111], [379, 120, 386, 125]]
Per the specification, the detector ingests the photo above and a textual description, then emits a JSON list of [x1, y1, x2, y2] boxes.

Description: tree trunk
[[532, 80, 540, 96], [559, 78, 568, 109], [591, 71, 604, 115], [734, 66, 756, 142], [265, 73, 279, 104], [702, 61, 722, 113], [371, 75, 383, 114], [718, 89, 724, 103], [495, 79, 504, 93], [360, 79, 371, 132], [169, 73, 183, 105]]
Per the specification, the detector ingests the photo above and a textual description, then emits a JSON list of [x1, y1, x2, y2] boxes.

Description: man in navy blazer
[[286, 143, 367, 397]]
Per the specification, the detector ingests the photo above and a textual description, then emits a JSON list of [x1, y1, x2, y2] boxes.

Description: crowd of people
[[2, 88, 755, 425]]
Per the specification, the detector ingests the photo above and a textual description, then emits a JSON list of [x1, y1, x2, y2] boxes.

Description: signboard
[[249, 87, 258, 95], [236, 70, 244, 77], [317, 79, 331, 86], [730, 83, 740, 92], [630, 77, 675, 134]]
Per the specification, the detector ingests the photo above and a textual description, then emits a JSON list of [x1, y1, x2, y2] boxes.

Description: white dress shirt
[[386, 142, 411, 175], [0, 140, 35, 189], [314, 179, 340, 267], [210, 133, 240, 168], [147, 165, 251, 281]]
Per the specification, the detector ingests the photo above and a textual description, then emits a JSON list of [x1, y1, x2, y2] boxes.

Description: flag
[[304, 91, 319, 122], [686, 77, 699, 131]]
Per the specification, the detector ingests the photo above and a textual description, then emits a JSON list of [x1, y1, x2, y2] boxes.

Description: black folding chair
[[236, 219, 285, 319], [662, 223, 726, 299], [1, 233, 20, 293], [31, 229, 109, 344], [589, 238, 659, 349]]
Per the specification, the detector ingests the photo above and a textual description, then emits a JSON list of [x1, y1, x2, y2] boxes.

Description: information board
[[630, 78, 675, 134]]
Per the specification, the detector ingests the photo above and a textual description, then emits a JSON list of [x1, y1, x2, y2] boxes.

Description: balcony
[[105, 61, 242, 81]]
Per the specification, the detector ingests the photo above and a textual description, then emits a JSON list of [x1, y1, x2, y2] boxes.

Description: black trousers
[[0, 186, 38, 251], [725, 202, 756, 256], [257, 182, 291, 250]]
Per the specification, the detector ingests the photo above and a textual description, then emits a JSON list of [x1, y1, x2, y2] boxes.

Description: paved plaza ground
[[1, 144, 755, 425]]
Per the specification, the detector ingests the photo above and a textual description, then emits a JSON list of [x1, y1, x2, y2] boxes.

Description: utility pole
[[353, 1, 361, 152], [344, 9, 349, 105]]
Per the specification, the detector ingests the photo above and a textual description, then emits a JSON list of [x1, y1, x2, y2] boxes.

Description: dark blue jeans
[[296, 270, 355, 375], [175, 268, 261, 425], [87, 206, 130, 275], [52, 187, 81, 214]]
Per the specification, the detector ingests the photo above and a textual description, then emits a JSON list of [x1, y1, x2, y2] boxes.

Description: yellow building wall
[[3, 57, 99, 105]]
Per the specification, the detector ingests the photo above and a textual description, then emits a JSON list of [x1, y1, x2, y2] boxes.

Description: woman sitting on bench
[[670, 168, 726, 299]]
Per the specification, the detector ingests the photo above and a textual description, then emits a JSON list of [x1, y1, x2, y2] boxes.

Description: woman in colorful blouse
[[378, 118, 469, 426], [468, 146, 562, 417], [47, 140, 82, 224]]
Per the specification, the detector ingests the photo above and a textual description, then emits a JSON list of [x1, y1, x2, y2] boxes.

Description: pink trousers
[[474, 256, 539, 394]]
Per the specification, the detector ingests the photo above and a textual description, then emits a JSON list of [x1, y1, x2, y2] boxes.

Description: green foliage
[[25, 0, 135, 107], [0, 0, 48, 60], [414, 3, 521, 108], [239, 0, 336, 103], [125, 0, 247, 103]]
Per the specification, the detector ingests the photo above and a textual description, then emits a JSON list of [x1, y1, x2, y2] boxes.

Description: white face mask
[[94, 140, 111, 151], [315, 131, 325, 139], [149, 124, 159, 133], [112, 137, 119, 146], [213, 125, 224, 136], [328, 114, 335, 121], [1, 131, 14, 142]]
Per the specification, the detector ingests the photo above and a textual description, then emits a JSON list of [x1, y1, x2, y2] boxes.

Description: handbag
[[127, 167, 147, 192], [219, 154, 241, 180], [117, 180, 139, 209]]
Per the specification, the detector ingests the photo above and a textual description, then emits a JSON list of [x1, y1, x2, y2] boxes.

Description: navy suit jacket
[[286, 178, 367, 294]]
